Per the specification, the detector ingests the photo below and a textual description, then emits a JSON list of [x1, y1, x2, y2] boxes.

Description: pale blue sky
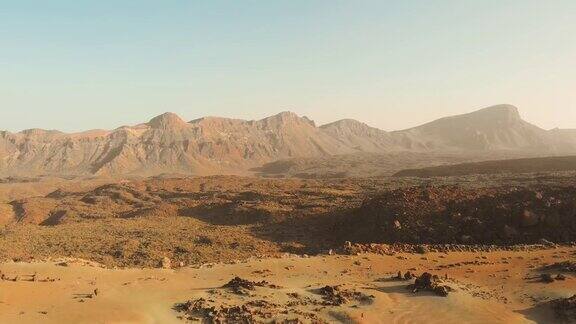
[[1, 0, 575, 132]]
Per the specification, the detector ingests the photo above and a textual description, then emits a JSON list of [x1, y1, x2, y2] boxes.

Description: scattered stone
[[161, 257, 171, 269], [317, 285, 373, 306], [539, 239, 556, 246], [222, 277, 278, 295], [555, 274, 567, 281], [416, 245, 428, 254], [540, 273, 555, 283], [174, 297, 320, 323], [404, 271, 415, 280], [542, 261, 576, 272], [408, 272, 452, 297]]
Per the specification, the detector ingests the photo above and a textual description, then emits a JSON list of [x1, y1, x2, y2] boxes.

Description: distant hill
[[1, 104, 575, 177], [389, 105, 553, 151], [394, 155, 576, 177]]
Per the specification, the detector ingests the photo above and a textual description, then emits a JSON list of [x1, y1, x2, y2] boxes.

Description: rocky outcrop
[[338, 185, 576, 244]]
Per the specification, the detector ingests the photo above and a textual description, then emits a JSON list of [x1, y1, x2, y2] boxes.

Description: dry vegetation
[[2, 163, 576, 323], [1, 172, 576, 269]]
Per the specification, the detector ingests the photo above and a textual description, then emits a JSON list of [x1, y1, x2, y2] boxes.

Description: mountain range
[[1, 104, 575, 177]]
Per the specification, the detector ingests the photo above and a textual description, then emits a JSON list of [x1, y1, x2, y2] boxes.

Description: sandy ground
[[1, 247, 574, 324]]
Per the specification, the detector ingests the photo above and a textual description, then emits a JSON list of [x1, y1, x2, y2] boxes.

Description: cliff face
[[1, 105, 575, 177]]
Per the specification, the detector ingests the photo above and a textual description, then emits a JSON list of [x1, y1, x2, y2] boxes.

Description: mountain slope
[[389, 105, 552, 151], [320, 119, 398, 152], [1, 105, 575, 177], [0, 112, 352, 177]]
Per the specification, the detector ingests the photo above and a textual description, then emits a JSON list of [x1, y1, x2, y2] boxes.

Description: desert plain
[[0, 170, 576, 323], [1, 106, 576, 323]]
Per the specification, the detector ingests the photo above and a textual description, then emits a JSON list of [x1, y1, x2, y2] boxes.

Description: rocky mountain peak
[[467, 104, 521, 123], [147, 112, 188, 129], [322, 119, 372, 131], [258, 111, 315, 128]]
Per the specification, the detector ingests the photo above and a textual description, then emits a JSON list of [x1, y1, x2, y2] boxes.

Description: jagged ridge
[[0, 105, 575, 177]]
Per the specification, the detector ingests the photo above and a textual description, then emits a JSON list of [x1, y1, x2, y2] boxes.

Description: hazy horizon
[[1, 0, 575, 132], [0, 104, 560, 134]]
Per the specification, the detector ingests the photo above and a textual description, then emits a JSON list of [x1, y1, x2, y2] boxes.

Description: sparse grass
[[0, 173, 575, 268]]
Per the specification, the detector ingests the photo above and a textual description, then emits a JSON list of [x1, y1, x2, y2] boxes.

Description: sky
[[1, 0, 575, 132]]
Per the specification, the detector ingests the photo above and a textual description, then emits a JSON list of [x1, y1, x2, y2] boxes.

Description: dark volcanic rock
[[339, 186, 576, 245], [222, 277, 279, 295], [552, 295, 576, 321], [317, 285, 373, 306], [540, 273, 555, 283], [408, 272, 452, 297], [542, 261, 576, 273]]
